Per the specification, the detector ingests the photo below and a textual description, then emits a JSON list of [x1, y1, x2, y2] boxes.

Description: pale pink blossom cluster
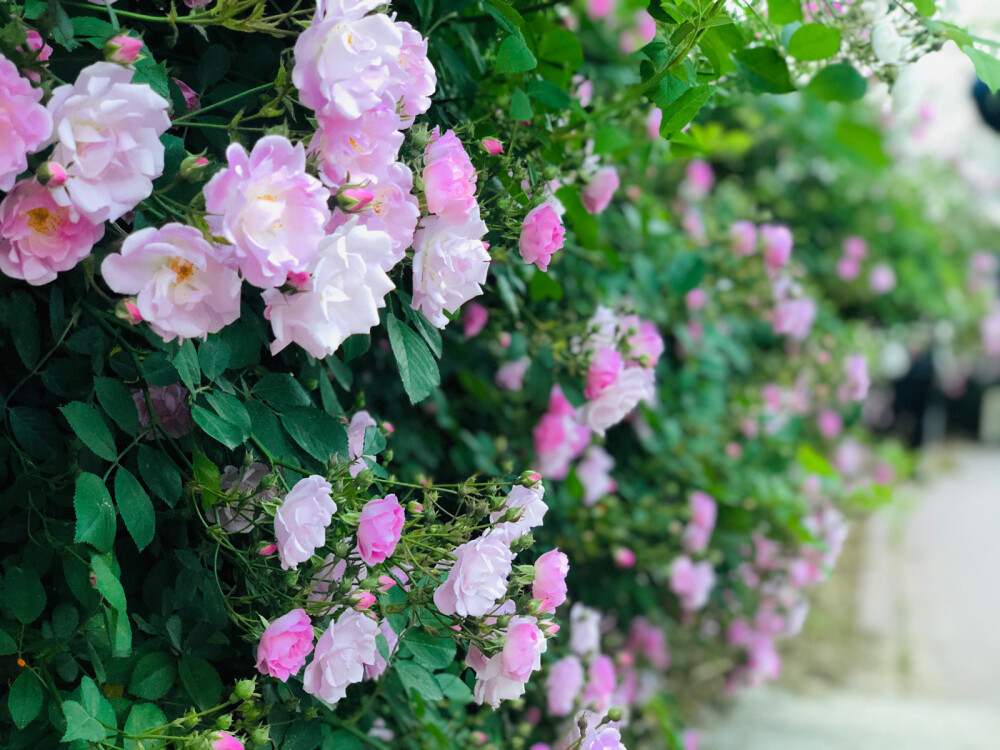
[[411, 128, 491, 327], [682, 491, 717, 553], [669, 556, 715, 611], [519, 202, 566, 272], [836, 235, 867, 280], [466, 613, 548, 708], [1, 61, 170, 287], [533, 386, 591, 480]]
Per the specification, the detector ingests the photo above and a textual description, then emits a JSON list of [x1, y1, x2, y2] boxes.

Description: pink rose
[[392, 21, 437, 124], [682, 729, 699, 750], [411, 212, 490, 328], [772, 298, 816, 341], [839, 354, 869, 403], [627, 617, 670, 670], [669, 556, 715, 611], [302, 609, 379, 707], [533, 386, 590, 479], [172, 77, 199, 111], [760, 224, 793, 269], [683, 160, 715, 199], [569, 603, 601, 656], [572, 75, 593, 107], [423, 128, 477, 220], [204, 136, 331, 288], [582, 655, 616, 710], [495, 357, 530, 391], [586, 0, 613, 19], [433, 536, 514, 617], [843, 235, 867, 259], [624, 317, 665, 367], [212, 733, 244, 750], [575, 445, 615, 507], [357, 494, 404, 565], [0, 55, 52, 192], [533, 549, 569, 612], [646, 107, 663, 140], [519, 203, 566, 272], [364, 618, 399, 680], [578, 366, 655, 436], [132, 384, 192, 439], [482, 138, 504, 155], [581, 167, 619, 215], [869, 263, 896, 293], [689, 491, 717, 531], [546, 656, 584, 715], [685, 288, 707, 311], [263, 220, 395, 359], [46, 62, 170, 223], [19, 31, 53, 83], [463, 301, 489, 338], [256, 608, 315, 681], [730, 220, 758, 256], [102, 223, 241, 342], [467, 616, 546, 708], [312, 106, 403, 187], [816, 409, 843, 439], [489, 483, 547, 544], [104, 35, 143, 64], [613, 547, 636, 568], [585, 347, 623, 399], [836, 255, 860, 280], [0, 179, 104, 285], [274, 475, 337, 570]]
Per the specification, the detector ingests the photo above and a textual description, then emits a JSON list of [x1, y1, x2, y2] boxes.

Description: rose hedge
[[0, 0, 996, 749]]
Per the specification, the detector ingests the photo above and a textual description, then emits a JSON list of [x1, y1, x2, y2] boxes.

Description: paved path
[[702, 444, 1000, 750]]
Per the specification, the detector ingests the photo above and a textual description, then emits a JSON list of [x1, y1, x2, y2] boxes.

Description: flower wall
[[0, 0, 997, 749]]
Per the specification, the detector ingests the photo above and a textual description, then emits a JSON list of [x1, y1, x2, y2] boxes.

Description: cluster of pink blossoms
[[533, 306, 661, 502], [0, 58, 169, 285]]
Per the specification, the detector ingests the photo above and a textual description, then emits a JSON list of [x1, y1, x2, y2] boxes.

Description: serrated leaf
[[114, 468, 155, 551], [395, 660, 443, 700], [403, 629, 457, 671], [281, 407, 348, 462], [172, 340, 200, 393], [787, 23, 841, 60], [6, 566, 45, 624], [61, 700, 107, 743], [732, 46, 796, 94], [386, 316, 440, 404], [178, 656, 223, 711], [198, 337, 231, 380], [74, 473, 117, 553], [94, 377, 140, 435], [659, 85, 715, 137], [129, 652, 176, 700], [137, 446, 182, 507], [193, 405, 245, 449], [495, 34, 536, 74], [8, 670, 43, 728], [90, 554, 127, 611], [124, 703, 168, 750], [61, 402, 117, 462], [253, 373, 312, 410]]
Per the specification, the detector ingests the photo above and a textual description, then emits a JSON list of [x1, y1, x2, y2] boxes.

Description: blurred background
[[701, 3, 1000, 745]]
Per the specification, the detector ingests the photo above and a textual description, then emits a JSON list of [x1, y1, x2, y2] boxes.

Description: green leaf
[[912, 0, 935, 17], [8, 670, 43, 729], [198, 44, 232, 90], [526, 80, 571, 109], [205, 391, 251, 436], [538, 27, 583, 70], [142, 352, 181, 386], [667, 253, 706, 294], [137, 446, 182, 508], [198, 337, 231, 381], [834, 119, 888, 166], [114, 468, 156, 551], [964, 45, 1000, 94], [806, 62, 867, 102], [395, 661, 444, 700], [61, 700, 107, 743], [253, 373, 312, 410], [283, 720, 324, 750], [768, 0, 803, 24], [172, 340, 200, 393], [403, 629, 457, 671], [282, 407, 349, 463], [124, 703, 168, 750], [593, 124, 632, 154], [133, 50, 170, 98], [129, 652, 176, 700], [732, 46, 796, 93], [74, 472, 117, 553], [659, 85, 715, 137], [529, 270, 564, 302], [436, 672, 473, 703], [386, 316, 440, 404], [495, 34, 537, 74], [787, 23, 841, 60], [324, 730, 365, 750], [9, 290, 39, 368], [94, 377, 140, 436], [482, 0, 524, 31], [52, 604, 80, 639], [0, 629, 17, 655], [193, 450, 222, 494], [178, 656, 223, 711], [90, 554, 127, 611], [511, 87, 533, 120], [6, 567, 46, 624], [10, 407, 61, 460], [193, 405, 245, 449], [61, 402, 117, 462]]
